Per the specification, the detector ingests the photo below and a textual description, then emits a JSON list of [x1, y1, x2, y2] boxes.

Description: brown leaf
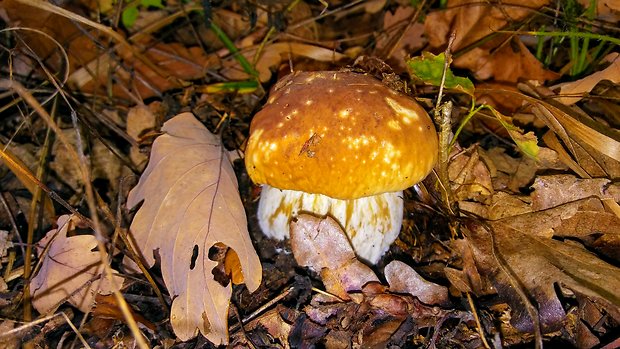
[[425, 1, 557, 82], [531, 175, 620, 211], [483, 146, 567, 193], [464, 220, 620, 332], [374, 6, 426, 71], [91, 294, 156, 331], [577, 0, 620, 22], [220, 42, 347, 82], [384, 261, 450, 306], [555, 53, 620, 105], [425, 0, 549, 52], [30, 215, 123, 314], [289, 215, 379, 299], [126, 113, 262, 344], [126, 105, 158, 170], [448, 145, 493, 201], [459, 37, 559, 83]]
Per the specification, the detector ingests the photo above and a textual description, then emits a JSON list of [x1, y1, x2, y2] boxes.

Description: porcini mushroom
[[245, 71, 438, 264]]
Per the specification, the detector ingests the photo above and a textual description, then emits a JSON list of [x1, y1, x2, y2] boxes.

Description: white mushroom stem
[[257, 184, 404, 264]]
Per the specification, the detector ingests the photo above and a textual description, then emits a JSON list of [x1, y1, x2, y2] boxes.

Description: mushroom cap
[[245, 71, 438, 200]]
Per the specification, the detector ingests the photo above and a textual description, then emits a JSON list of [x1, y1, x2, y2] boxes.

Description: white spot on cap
[[305, 99, 313, 105], [339, 109, 351, 118], [385, 97, 419, 125], [388, 120, 401, 130]]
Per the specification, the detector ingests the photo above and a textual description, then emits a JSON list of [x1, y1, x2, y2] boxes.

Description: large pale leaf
[[126, 113, 261, 344], [30, 215, 123, 314]]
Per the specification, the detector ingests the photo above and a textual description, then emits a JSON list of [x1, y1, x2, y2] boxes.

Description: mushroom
[[245, 71, 438, 264]]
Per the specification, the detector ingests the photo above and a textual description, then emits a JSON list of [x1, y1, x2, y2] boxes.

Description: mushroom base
[[257, 185, 404, 264]]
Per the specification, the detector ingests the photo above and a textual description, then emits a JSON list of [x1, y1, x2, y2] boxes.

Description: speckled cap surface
[[245, 71, 438, 200]]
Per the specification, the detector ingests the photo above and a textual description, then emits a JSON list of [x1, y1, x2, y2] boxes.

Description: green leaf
[[199, 80, 259, 94], [141, 0, 164, 8], [122, 6, 139, 28], [407, 52, 475, 96], [489, 107, 540, 159]]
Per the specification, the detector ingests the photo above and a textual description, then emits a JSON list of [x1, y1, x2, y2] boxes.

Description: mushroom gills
[[257, 184, 404, 264]]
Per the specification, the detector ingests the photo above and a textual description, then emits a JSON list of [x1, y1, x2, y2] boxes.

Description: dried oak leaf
[[126, 113, 261, 344], [30, 215, 123, 314], [465, 219, 620, 333]]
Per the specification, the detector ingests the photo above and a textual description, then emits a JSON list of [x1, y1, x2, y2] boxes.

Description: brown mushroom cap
[[245, 71, 438, 200]]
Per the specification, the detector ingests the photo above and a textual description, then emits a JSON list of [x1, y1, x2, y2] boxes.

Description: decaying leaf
[[464, 219, 620, 332], [530, 175, 620, 211], [384, 261, 450, 306], [30, 215, 123, 314], [126, 113, 261, 344], [448, 145, 494, 201], [289, 215, 378, 299]]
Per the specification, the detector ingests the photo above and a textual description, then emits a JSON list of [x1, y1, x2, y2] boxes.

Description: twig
[[466, 292, 491, 349], [229, 285, 295, 333], [433, 31, 457, 213]]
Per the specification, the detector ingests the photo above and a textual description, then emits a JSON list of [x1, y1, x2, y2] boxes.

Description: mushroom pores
[[245, 71, 438, 263]]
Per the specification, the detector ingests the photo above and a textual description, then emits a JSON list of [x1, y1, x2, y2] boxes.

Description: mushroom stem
[[257, 185, 404, 264]]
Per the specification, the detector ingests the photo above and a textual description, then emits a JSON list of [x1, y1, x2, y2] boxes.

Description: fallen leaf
[[483, 146, 567, 193], [425, 1, 558, 83], [407, 52, 475, 96], [384, 260, 450, 306], [90, 294, 156, 332], [464, 219, 620, 332], [459, 191, 532, 220], [555, 53, 620, 105], [126, 104, 158, 170], [448, 145, 494, 201], [491, 107, 540, 159], [30, 215, 123, 314], [0, 320, 19, 349], [577, 0, 620, 22], [463, 37, 559, 83], [531, 175, 620, 211], [375, 5, 427, 71], [126, 112, 261, 344], [425, 0, 549, 54], [220, 42, 347, 82], [289, 215, 379, 300]]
